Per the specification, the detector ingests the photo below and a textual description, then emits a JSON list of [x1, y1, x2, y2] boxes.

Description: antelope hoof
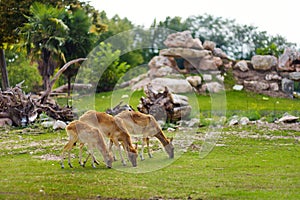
[[140, 156, 145, 161], [94, 160, 100, 165], [68, 163, 73, 168], [148, 153, 153, 158]]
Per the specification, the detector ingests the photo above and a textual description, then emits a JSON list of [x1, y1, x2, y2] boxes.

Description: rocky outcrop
[[125, 30, 300, 98]]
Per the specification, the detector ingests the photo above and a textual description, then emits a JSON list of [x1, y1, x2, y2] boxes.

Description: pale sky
[[88, 0, 300, 46]]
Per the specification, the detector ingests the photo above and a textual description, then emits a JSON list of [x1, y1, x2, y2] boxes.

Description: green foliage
[[97, 12, 144, 68], [255, 42, 284, 57], [76, 42, 130, 92], [6, 50, 42, 92]]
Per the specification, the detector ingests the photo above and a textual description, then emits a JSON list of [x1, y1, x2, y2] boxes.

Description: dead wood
[[39, 58, 87, 104], [137, 84, 191, 122]]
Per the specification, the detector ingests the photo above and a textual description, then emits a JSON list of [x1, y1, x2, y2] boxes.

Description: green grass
[[0, 125, 299, 199], [2, 89, 299, 199], [57, 88, 300, 120]]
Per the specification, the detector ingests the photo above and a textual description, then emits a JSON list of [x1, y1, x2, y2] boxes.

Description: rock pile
[[129, 30, 231, 94], [233, 47, 300, 98]]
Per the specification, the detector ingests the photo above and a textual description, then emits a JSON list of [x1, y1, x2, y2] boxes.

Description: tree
[[0, 0, 102, 91], [19, 2, 69, 91], [62, 8, 99, 96], [76, 42, 130, 92], [97, 12, 144, 68]]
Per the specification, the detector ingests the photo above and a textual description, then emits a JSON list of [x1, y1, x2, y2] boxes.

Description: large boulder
[[148, 66, 177, 78], [160, 48, 211, 59], [278, 48, 300, 71], [281, 78, 294, 94], [163, 31, 203, 49], [150, 78, 193, 93], [289, 72, 300, 81], [244, 80, 270, 90], [203, 41, 216, 51], [204, 82, 224, 93], [198, 57, 219, 71], [148, 56, 176, 69], [251, 55, 277, 71], [186, 76, 202, 87], [234, 60, 249, 72]]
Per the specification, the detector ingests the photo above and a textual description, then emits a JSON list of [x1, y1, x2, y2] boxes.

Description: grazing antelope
[[115, 110, 174, 160], [60, 120, 113, 169], [79, 110, 138, 167]]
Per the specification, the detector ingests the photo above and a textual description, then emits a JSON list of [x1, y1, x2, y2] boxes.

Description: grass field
[[0, 89, 299, 199]]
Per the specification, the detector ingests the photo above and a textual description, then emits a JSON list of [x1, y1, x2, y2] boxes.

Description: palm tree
[[62, 8, 97, 96], [20, 2, 69, 91]]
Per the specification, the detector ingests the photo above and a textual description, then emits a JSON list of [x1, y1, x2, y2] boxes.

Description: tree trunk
[[0, 49, 10, 90], [67, 76, 71, 97]]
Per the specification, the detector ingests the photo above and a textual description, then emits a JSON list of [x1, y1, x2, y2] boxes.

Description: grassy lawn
[[0, 125, 299, 199], [1, 90, 299, 199]]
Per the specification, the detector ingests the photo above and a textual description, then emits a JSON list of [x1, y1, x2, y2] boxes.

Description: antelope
[[115, 110, 174, 160], [60, 120, 113, 169], [79, 110, 138, 167]]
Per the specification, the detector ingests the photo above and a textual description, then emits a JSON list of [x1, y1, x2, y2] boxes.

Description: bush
[[6, 52, 42, 93]]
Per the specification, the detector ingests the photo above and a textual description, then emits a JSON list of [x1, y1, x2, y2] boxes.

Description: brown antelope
[[60, 120, 113, 169], [79, 110, 138, 167], [115, 110, 174, 160]]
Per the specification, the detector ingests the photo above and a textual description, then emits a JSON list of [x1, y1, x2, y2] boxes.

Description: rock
[[278, 48, 300, 71], [276, 113, 299, 123], [202, 74, 212, 81], [186, 76, 202, 87], [289, 72, 300, 81], [251, 55, 277, 71], [229, 115, 239, 126], [205, 82, 224, 93], [216, 74, 224, 82], [281, 78, 294, 95], [239, 117, 250, 125], [187, 118, 200, 127], [167, 127, 176, 132], [150, 78, 193, 93], [265, 73, 282, 81], [203, 41, 216, 51], [269, 82, 279, 91], [213, 48, 228, 59], [233, 85, 243, 91], [0, 118, 12, 127], [163, 31, 203, 49], [131, 77, 151, 91], [53, 120, 67, 130], [130, 73, 148, 85], [160, 48, 211, 59], [234, 60, 249, 72], [189, 38, 204, 49], [41, 121, 55, 128], [148, 66, 177, 78], [148, 56, 175, 69], [198, 57, 219, 71], [244, 80, 269, 90], [213, 56, 223, 67]]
